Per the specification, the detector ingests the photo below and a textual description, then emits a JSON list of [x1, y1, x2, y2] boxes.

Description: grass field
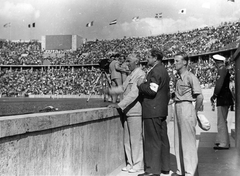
[[0, 97, 111, 117]]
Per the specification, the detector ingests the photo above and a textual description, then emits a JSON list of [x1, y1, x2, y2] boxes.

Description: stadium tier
[[0, 21, 237, 97]]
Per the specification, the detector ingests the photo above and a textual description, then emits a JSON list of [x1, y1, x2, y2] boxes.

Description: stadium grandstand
[[0, 21, 238, 97]]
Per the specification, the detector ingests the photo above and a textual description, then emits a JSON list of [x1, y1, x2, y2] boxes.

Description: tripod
[[87, 71, 111, 102]]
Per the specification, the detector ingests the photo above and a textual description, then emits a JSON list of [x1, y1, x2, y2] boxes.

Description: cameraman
[[108, 53, 126, 102]]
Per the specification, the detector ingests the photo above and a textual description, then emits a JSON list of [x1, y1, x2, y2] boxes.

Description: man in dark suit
[[211, 54, 233, 150], [137, 48, 170, 176]]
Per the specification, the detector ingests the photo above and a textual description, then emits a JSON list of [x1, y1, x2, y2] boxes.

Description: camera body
[[99, 53, 121, 73], [99, 59, 110, 73]]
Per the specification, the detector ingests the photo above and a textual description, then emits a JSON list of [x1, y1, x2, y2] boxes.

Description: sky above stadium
[[0, 0, 240, 41]]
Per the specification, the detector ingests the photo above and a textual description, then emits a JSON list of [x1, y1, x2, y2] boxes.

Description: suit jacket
[[139, 63, 170, 119], [117, 67, 146, 116], [214, 65, 233, 106]]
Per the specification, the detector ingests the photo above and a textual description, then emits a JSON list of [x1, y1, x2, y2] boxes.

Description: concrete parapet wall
[[28, 94, 103, 99], [27, 89, 213, 100], [0, 108, 124, 176], [26, 88, 213, 100]]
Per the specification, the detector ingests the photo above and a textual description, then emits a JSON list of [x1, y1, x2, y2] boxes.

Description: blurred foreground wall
[[0, 107, 124, 176]]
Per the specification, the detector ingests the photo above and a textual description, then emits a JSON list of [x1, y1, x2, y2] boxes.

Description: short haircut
[[150, 48, 163, 61], [110, 53, 121, 58], [127, 53, 140, 65], [176, 52, 189, 65]]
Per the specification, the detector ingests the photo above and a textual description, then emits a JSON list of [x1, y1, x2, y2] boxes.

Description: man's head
[[212, 54, 226, 67], [126, 54, 140, 71], [174, 52, 189, 73], [110, 53, 121, 61], [147, 48, 164, 67], [119, 55, 126, 64]]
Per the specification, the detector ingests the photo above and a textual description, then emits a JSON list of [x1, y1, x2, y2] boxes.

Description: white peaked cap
[[212, 54, 226, 61]]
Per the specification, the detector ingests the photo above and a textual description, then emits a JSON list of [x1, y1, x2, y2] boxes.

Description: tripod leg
[[103, 75, 106, 102], [87, 72, 103, 102], [103, 72, 112, 102], [103, 72, 111, 88]]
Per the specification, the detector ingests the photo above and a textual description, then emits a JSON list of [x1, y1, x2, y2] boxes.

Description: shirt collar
[[178, 70, 189, 80], [147, 62, 160, 74]]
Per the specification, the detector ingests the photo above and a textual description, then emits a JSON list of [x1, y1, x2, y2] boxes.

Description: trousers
[[216, 106, 230, 147], [124, 115, 144, 170], [143, 117, 170, 174], [174, 102, 199, 176]]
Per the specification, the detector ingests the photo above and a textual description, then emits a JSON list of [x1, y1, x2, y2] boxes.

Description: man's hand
[[210, 95, 216, 103], [171, 92, 175, 99], [107, 103, 120, 109]]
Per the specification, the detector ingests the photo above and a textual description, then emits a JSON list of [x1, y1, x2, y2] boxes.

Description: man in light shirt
[[108, 53, 145, 173]]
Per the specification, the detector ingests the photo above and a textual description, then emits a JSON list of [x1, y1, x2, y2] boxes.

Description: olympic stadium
[[0, 0, 240, 175]]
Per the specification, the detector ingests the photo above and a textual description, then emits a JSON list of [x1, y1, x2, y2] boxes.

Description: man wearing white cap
[[211, 54, 234, 150]]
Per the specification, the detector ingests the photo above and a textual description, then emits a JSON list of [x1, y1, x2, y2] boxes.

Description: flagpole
[[31, 26, 33, 41], [33, 23, 36, 40], [161, 17, 163, 34], [33, 25, 35, 41], [9, 25, 11, 41]]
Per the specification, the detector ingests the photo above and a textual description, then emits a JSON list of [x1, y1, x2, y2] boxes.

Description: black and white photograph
[[0, 0, 239, 175]]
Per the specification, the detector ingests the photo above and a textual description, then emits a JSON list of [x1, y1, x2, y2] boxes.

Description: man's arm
[[190, 73, 204, 113], [138, 69, 161, 97], [118, 74, 145, 110], [195, 93, 204, 114], [108, 86, 124, 95], [115, 62, 129, 73]]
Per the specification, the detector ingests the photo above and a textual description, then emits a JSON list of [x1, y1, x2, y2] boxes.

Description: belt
[[175, 100, 192, 104]]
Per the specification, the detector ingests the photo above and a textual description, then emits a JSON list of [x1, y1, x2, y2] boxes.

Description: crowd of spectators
[[0, 41, 42, 65], [1, 59, 234, 97], [0, 21, 238, 96], [0, 67, 105, 96], [1, 21, 240, 65]]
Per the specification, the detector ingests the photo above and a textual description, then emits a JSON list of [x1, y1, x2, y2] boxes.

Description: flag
[[86, 21, 94, 27], [227, 0, 234, 2], [109, 19, 117, 25], [3, 23, 11, 28], [132, 16, 139, 22], [179, 9, 186, 14], [28, 23, 35, 28], [155, 13, 162, 18]]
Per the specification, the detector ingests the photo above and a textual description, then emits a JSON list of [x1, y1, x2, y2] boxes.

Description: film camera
[[99, 53, 121, 73], [99, 59, 110, 73]]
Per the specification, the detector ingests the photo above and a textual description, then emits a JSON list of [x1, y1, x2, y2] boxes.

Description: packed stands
[[0, 21, 239, 96]]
